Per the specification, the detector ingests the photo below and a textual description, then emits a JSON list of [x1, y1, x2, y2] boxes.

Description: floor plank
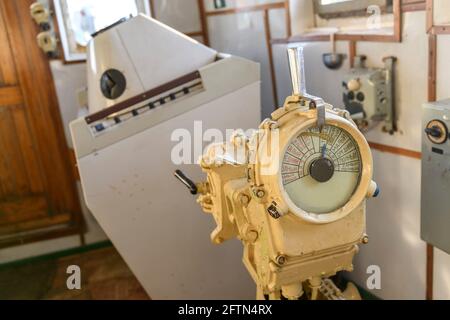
[[0, 246, 150, 300]]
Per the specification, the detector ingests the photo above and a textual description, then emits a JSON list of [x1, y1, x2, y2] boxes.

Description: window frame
[[53, 0, 151, 63], [314, 0, 393, 19]]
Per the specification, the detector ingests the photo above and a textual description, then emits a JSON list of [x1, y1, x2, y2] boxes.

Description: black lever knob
[[174, 170, 198, 195], [425, 126, 442, 138], [100, 69, 126, 99]]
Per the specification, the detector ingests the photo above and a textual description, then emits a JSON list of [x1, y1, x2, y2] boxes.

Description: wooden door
[[0, 0, 83, 248]]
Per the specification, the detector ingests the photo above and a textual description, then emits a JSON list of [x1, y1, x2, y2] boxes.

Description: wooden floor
[[0, 246, 150, 300]]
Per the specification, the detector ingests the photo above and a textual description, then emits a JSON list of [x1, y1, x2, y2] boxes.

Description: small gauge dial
[[425, 120, 448, 145], [281, 125, 362, 214]]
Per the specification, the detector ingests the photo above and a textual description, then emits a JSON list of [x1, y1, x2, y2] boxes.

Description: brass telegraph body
[[176, 47, 378, 300]]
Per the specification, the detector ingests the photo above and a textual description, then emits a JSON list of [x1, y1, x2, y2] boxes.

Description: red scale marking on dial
[[300, 135, 314, 151], [328, 128, 341, 147], [283, 153, 301, 166], [292, 137, 307, 152], [287, 144, 303, 158], [282, 163, 299, 174], [282, 125, 361, 186], [338, 150, 359, 165], [334, 140, 353, 158], [282, 173, 300, 185], [338, 161, 360, 172]]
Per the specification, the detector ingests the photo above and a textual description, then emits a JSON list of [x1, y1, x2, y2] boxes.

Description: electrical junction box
[[421, 99, 450, 254], [342, 55, 397, 134]]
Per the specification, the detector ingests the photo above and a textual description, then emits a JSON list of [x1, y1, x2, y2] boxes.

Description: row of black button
[[93, 86, 194, 133], [347, 91, 365, 102]]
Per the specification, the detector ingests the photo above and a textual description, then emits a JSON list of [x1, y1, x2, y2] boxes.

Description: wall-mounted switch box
[[422, 99, 450, 254], [342, 55, 397, 134]]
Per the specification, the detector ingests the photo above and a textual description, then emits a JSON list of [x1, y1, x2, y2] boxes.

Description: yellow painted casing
[[196, 89, 375, 300]]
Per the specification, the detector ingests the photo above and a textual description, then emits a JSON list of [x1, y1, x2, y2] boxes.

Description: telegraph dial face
[[281, 125, 362, 214]]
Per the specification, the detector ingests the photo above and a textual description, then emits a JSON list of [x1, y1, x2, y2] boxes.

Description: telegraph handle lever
[[287, 46, 306, 96], [174, 170, 198, 195]]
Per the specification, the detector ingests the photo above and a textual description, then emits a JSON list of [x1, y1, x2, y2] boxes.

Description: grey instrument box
[[422, 99, 450, 254]]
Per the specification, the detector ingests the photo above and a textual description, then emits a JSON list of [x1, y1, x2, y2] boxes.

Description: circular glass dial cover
[[281, 125, 362, 214]]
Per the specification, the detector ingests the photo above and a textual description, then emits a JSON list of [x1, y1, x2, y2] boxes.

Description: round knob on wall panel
[[356, 92, 365, 102], [347, 79, 361, 92], [347, 91, 355, 100], [425, 120, 448, 145], [100, 69, 126, 100]]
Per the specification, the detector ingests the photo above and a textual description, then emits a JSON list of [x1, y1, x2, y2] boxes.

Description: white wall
[[151, 0, 289, 118], [50, 61, 87, 148], [153, 0, 201, 33], [208, 8, 287, 117], [353, 150, 425, 300], [290, 0, 314, 34], [434, 0, 450, 26]]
